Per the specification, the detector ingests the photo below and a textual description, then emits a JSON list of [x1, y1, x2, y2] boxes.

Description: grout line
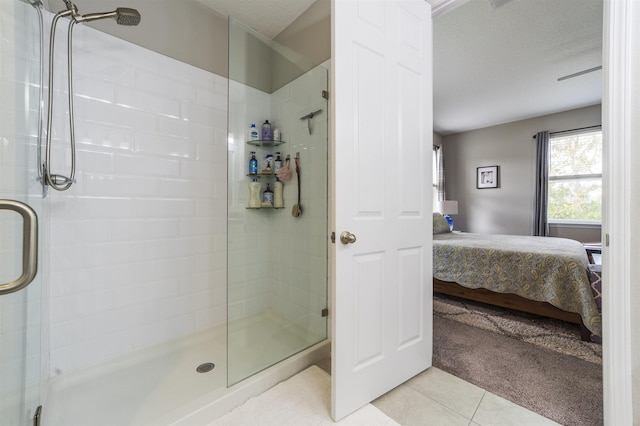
[[403, 377, 478, 423], [470, 391, 487, 425], [415, 390, 474, 422]]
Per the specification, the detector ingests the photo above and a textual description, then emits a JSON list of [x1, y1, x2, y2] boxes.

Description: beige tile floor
[[371, 367, 560, 426], [315, 357, 558, 425]]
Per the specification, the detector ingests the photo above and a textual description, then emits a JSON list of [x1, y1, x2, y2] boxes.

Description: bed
[[432, 213, 601, 340]]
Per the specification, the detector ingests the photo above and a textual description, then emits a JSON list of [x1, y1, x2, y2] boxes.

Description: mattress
[[433, 232, 601, 336]]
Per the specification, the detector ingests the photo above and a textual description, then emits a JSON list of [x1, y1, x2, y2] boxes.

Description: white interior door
[[331, 0, 433, 420]]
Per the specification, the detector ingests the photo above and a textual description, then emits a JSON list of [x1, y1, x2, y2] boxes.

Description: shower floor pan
[[42, 312, 329, 425]]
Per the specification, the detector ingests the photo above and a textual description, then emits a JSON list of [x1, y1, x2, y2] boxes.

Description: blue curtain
[[533, 131, 549, 236]]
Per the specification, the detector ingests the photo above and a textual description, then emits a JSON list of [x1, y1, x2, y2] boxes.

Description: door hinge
[[33, 405, 42, 426], [321, 308, 329, 317], [331, 232, 335, 243], [322, 90, 329, 100]]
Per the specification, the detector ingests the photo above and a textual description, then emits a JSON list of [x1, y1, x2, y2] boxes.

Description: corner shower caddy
[[246, 139, 286, 209]]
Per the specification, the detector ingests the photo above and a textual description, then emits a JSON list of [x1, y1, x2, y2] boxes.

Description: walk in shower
[[1, 1, 329, 424]]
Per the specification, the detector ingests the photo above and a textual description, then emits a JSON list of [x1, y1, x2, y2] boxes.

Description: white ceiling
[[195, 0, 318, 39], [433, 0, 603, 135]]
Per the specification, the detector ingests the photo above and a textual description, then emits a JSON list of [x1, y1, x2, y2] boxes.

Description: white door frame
[[601, 0, 634, 423]]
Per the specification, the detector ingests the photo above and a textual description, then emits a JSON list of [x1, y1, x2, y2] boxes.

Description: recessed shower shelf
[[246, 139, 285, 147]]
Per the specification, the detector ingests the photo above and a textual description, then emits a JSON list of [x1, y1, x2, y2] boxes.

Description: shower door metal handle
[[0, 200, 38, 295]]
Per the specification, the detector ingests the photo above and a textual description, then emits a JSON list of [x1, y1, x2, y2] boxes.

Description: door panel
[[0, 1, 44, 424], [332, 0, 433, 420], [398, 247, 424, 348], [353, 252, 384, 369]]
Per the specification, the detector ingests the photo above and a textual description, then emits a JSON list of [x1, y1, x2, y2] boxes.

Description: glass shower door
[[0, 1, 44, 424], [227, 19, 329, 385]]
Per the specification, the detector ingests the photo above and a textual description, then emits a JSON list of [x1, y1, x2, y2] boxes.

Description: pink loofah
[[277, 157, 293, 182]]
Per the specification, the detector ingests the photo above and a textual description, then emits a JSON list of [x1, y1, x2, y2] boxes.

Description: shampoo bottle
[[274, 179, 284, 208], [248, 178, 261, 208], [249, 151, 258, 175], [261, 120, 272, 140]]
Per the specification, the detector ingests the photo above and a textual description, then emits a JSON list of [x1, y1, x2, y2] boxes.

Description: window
[[547, 129, 602, 223]]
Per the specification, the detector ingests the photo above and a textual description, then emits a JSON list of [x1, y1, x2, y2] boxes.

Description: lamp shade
[[438, 200, 458, 215]]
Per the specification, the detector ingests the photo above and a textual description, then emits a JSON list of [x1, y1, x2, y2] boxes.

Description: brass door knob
[[340, 231, 357, 245]]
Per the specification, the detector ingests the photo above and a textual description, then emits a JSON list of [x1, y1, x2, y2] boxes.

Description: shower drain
[[196, 362, 216, 373]]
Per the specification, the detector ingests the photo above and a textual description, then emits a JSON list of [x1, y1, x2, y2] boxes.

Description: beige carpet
[[434, 294, 602, 364], [209, 366, 399, 425]]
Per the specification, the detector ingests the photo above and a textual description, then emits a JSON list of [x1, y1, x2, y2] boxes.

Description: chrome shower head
[[115, 8, 141, 26], [73, 7, 141, 26]]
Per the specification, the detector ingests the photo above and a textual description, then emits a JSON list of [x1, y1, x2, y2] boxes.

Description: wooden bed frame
[[433, 278, 592, 341]]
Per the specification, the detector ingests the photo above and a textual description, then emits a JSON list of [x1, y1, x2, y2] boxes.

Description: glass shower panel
[[227, 18, 328, 386], [0, 1, 44, 424]]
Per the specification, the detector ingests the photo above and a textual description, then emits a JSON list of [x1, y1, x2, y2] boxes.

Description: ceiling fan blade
[[557, 66, 602, 81]]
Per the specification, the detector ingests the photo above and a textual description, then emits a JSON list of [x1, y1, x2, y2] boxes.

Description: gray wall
[[43, 0, 330, 83], [273, 0, 330, 90], [229, 8, 330, 95], [441, 104, 601, 242], [44, 0, 229, 77]]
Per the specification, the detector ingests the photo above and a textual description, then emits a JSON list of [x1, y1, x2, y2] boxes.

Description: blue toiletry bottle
[[249, 151, 258, 175]]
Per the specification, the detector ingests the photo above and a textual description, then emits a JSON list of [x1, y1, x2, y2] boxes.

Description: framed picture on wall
[[477, 165, 499, 189]]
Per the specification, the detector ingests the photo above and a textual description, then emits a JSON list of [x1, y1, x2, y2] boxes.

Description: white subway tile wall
[[227, 81, 273, 320], [269, 67, 329, 342], [226, 66, 328, 342], [45, 14, 228, 375]]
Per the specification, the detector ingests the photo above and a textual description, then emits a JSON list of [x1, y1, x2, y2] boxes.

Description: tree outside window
[[548, 129, 602, 222]]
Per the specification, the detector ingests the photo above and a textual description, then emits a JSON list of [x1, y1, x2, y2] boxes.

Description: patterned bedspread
[[433, 232, 601, 336]]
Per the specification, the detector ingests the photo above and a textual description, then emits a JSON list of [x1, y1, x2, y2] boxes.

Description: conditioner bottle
[[274, 179, 284, 208], [248, 178, 261, 208], [274, 152, 283, 174]]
